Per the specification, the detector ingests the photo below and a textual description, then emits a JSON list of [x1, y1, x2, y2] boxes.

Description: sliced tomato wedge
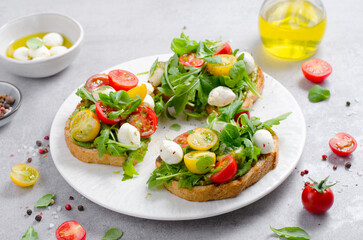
[[173, 132, 190, 148], [56, 220, 86, 240], [127, 106, 158, 138], [95, 100, 122, 125], [214, 42, 232, 55], [179, 52, 205, 68], [108, 69, 139, 91], [210, 155, 237, 183], [302, 59, 332, 83], [329, 133, 357, 157], [84, 74, 109, 92], [187, 127, 218, 151], [10, 164, 39, 187]]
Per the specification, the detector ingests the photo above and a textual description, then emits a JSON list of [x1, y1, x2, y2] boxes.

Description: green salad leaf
[[101, 228, 123, 240], [171, 32, 199, 56], [35, 194, 55, 208], [270, 226, 310, 240], [22, 226, 38, 240], [149, 58, 159, 77], [76, 87, 96, 103], [26, 37, 43, 50], [122, 141, 148, 181], [170, 123, 181, 131], [308, 85, 330, 102]]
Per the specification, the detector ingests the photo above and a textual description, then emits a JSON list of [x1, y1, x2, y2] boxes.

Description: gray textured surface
[[1, 0, 362, 239]]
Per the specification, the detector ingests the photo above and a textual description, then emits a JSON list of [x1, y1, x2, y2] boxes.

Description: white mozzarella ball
[[212, 121, 227, 133], [13, 47, 29, 61], [149, 62, 165, 87], [143, 94, 155, 110], [50, 46, 68, 56], [145, 82, 154, 95], [253, 129, 274, 154], [160, 140, 183, 164], [117, 123, 141, 150], [240, 52, 257, 75], [28, 45, 51, 59], [43, 32, 64, 47], [208, 86, 236, 107], [92, 86, 116, 102]]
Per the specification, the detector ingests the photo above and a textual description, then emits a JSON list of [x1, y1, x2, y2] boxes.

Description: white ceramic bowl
[[0, 13, 83, 78]]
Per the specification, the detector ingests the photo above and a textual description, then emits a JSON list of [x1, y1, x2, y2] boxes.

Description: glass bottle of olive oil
[[259, 0, 326, 60]]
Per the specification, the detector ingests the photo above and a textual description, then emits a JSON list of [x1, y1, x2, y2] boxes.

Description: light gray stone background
[[1, 0, 362, 239]]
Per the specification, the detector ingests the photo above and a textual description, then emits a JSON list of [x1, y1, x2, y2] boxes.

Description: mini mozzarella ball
[[160, 140, 183, 164], [212, 121, 227, 133], [143, 94, 154, 110], [137, 82, 154, 95], [208, 86, 236, 107], [253, 129, 274, 154], [239, 52, 257, 75], [92, 86, 116, 101], [117, 123, 140, 150], [43, 32, 63, 47], [50, 46, 68, 56], [13, 47, 29, 61], [149, 62, 165, 87], [28, 45, 50, 59]]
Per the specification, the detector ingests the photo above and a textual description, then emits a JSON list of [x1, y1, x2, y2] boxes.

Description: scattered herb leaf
[[22, 226, 38, 240], [101, 228, 123, 240], [270, 226, 310, 240], [35, 194, 55, 208], [308, 85, 330, 102], [169, 123, 181, 131]]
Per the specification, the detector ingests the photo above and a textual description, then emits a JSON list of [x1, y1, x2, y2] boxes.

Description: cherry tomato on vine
[[302, 176, 335, 214], [302, 59, 332, 83], [108, 69, 139, 91], [179, 53, 205, 68], [329, 132, 357, 157], [210, 155, 237, 183], [84, 74, 109, 92], [127, 106, 158, 138]]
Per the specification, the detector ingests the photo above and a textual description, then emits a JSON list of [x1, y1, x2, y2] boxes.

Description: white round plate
[[50, 54, 306, 221]]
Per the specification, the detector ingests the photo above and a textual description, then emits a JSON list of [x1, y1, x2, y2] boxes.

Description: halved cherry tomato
[[108, 69, 139, 91], [95, 100, 122, 125], [234, 111, 250, 126], [127, 84, 147, 100], [10, 164, 39, 187], [210, 155, 237, 183], [214, 42, 232, 55], [302, 59, 332, 83], [179, 53, 205, 68], [173, 132, 190, 148], [84, 74, 109, 92], [127, 106, 158, 138], [329, 132, 357, 157], [207, 54, 237, 76], [184, 151, 216, 174], [56, 220, 86, 240], [187, 127, 218, 150], [70, 110, 101, 142]]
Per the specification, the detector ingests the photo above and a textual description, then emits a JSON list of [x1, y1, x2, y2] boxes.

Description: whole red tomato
[[302, 176, 335, 214]]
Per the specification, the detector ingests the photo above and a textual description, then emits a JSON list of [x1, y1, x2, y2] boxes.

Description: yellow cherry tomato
[[127, 84, 147, 100], [207, 54, 237, 76], [70, 110, 101, 142], [184, 151, 216, 174], [187, 127, 218, 151], [10, 164, 39, 187]]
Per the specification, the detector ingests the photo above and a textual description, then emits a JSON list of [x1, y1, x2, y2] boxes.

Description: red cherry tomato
[[173, 132, 190, 148], [179, 53, 205, 68], [108, 69, 139, 91], [127, 106, 158, 138], [56, 220, 86, 240], [329, 132, 357, 157], [84, 74, 109, 92], [210, 155, 237, 183], [302, 183, 334, 214], [302, 59, 332, 83], [214, 42, 232, 55], [95, 100, 122, 125], [234, 111, 250, 126]]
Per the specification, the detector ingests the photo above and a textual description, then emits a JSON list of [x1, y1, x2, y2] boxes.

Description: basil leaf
[[35, 194, 55, 208], [26, 37, 43, 50], [101, 228, 123, 240], [22, 226, 38, 240], [196, 156, 215, 172], [171, 32, 199, 56], [170, 123, 181, 131], [149, 58, 159, 77], [270, 226, 310, 240], [308, 85, 330, 102], [76, 87, 96, 103], [237, 52, 245, 61], [219, 124, 241, 148]]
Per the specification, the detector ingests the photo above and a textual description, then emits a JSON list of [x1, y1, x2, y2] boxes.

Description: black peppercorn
[[78, 205, 84, 211], [35, 215, 42, 222], [345, 162, 351, 168], [36, 140, 42, 147], [26, 209, 32, 215]]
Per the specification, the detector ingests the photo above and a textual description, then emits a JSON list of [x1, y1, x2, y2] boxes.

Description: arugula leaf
[[76, 87, 96, 103], [217, 100, 244, 122], [308, 85, 330, 102], [232, 48, 240, 56], [171, 32, 198, 56], [198, 75, 220, 105], [219, 124, 241, 148], [153, 95, 165, 117], [122, 141, 148, 181], [196, 41, 214, 58], [178, 173, 204, 189], [204, 55, 222, 63], [99, 91, 142, 119], [94, 125, 111, 158], [106, 141, 132, 156], [270, 226, 310, 240], [22, 226, 38, 240], [149, 58, 159, 77], [263, 112, 291, 131], [35, 194, 55, 208], [26, 37, 43, 50], [101, 228, 123, 240], [230, 60, 261, 98], [170, 123, 181, 131], [71, 135, 95, 148], [237, 52, 245, 61]]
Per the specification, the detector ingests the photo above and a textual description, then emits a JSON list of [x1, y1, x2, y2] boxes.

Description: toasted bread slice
[[155, 133, 278, 202], [64, 102, 137, 167]]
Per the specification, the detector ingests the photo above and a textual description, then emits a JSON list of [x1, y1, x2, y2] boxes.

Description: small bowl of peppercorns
[[0, 81, 22, 127]]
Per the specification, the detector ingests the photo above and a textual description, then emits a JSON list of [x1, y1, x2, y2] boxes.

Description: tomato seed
[[65, 204, 72, 210]]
